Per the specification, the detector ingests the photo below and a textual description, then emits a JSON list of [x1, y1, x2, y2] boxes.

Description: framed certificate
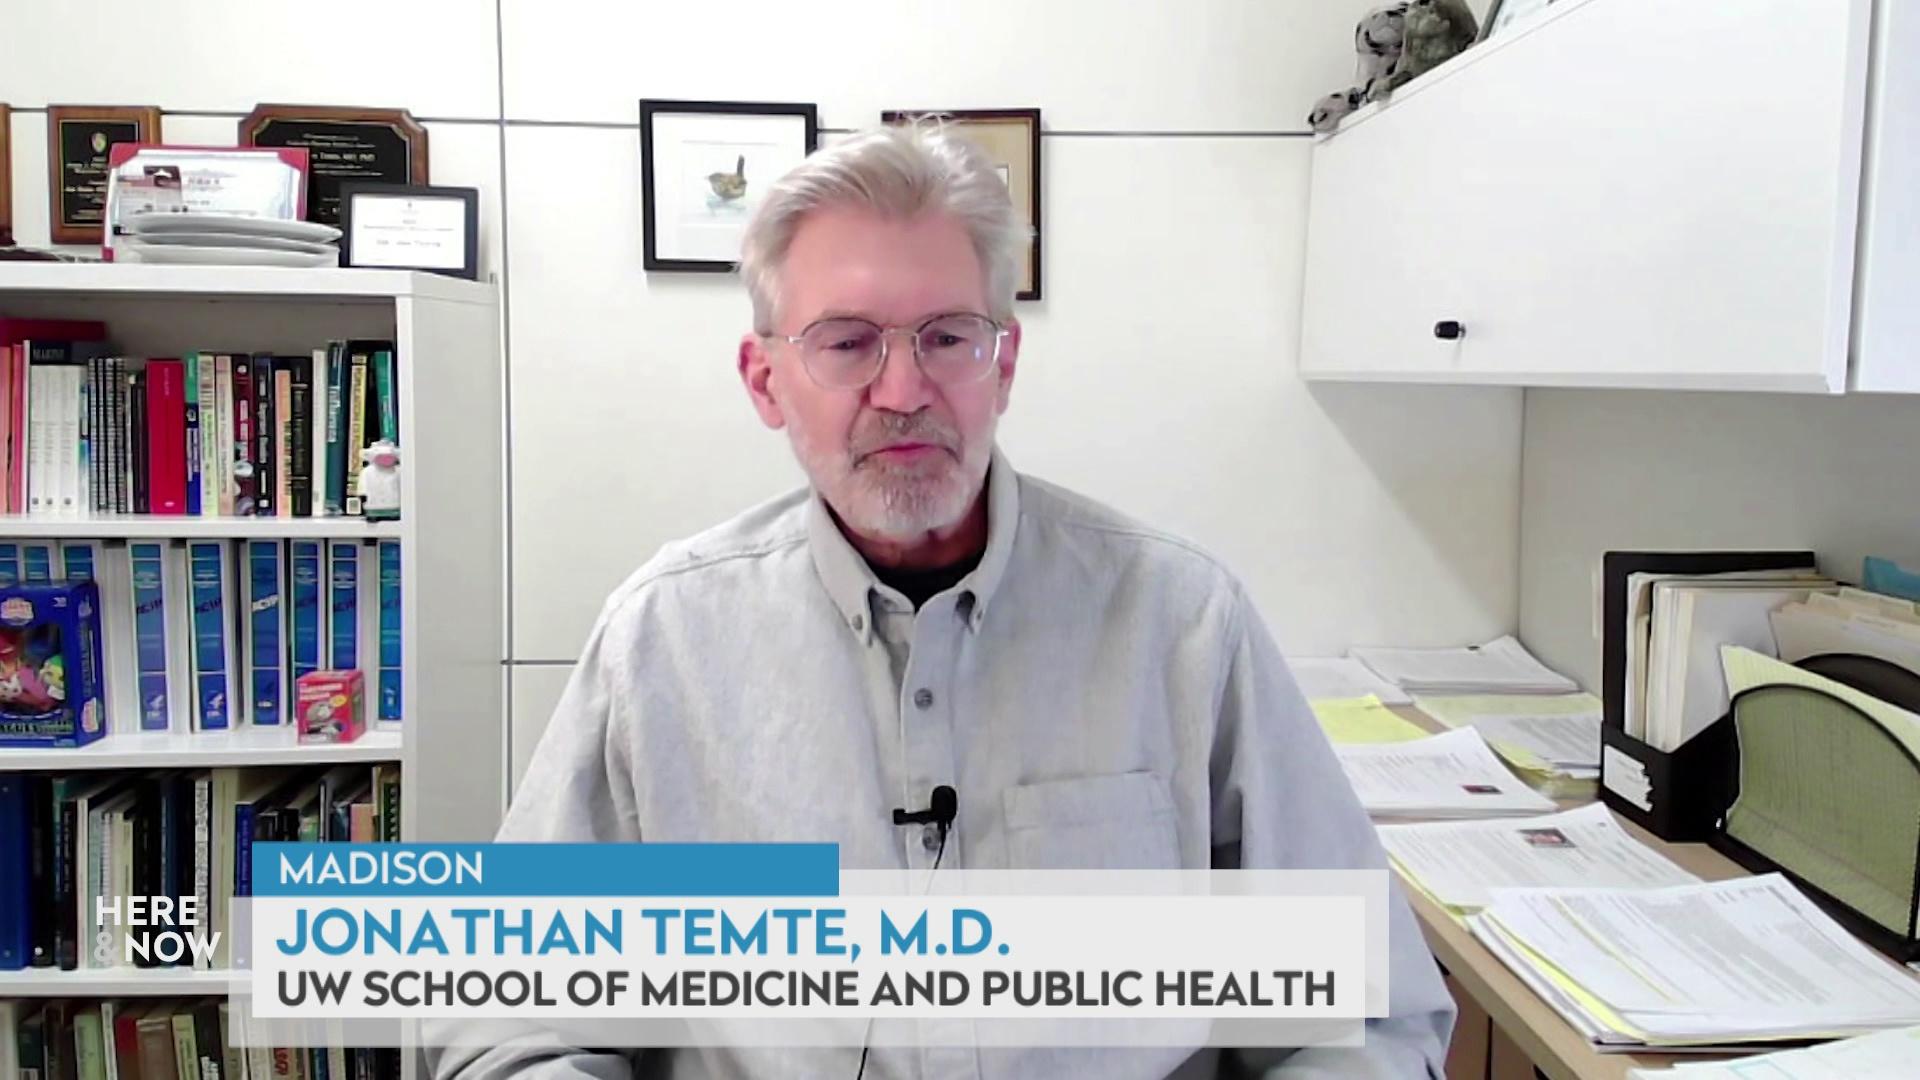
[[338, 182, 478, 279], [240, 105, 429, 227]]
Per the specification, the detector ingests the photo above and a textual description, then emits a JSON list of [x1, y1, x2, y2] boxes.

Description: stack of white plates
[[119, 213, 342, 267]]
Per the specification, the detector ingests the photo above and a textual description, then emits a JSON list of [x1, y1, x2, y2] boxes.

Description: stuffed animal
[[1367, 0, 1480, 102], [1308, 3, 1408, 134]]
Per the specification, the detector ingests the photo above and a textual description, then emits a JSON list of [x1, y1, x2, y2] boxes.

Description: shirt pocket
[[1002, 770, 1182, 870]]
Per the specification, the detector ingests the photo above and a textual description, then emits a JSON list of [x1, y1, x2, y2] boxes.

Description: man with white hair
[[444, 123, 1454, 1077]]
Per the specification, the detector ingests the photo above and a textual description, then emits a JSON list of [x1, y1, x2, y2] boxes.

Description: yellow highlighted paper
[[1312, 696, 1430, 744]]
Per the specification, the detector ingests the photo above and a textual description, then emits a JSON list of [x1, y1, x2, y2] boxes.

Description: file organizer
[[1598, 550, 1817, 839], [1710, 653, 1920, 962]]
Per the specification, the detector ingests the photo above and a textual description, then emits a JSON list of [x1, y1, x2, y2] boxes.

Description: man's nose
[[864, 330, 937, 414]]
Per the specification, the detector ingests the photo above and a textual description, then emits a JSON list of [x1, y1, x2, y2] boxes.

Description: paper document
[[1350, 635, 1578, 695], [1629, 1024, 1920, 1078], [1416, 693, 1603, 770], [1287, 656, 1413, 705], [1773, 594, 1920, 677], [1721, 646, 1920, 759], [1333, 727, 1556, 819], [1477, 875, 1920, 1044], [1311, 696, 1429, 744], [1380, 803, 1697, 912]]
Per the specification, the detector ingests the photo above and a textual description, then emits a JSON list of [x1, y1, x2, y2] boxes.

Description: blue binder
[[129, 542, 171, 731], [328, 541, 361, 670], [247, 541, 285, 726], [378, 540, 401, 721], [289, 540, 324, 682], [187, 542, 234, 730]]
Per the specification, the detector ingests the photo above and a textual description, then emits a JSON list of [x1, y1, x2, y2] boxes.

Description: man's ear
[[994, 317, 1022, 415], [738, 334, 786, 430]]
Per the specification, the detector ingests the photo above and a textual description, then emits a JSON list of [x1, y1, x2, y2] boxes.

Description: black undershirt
[[871, 550, 983, 610]]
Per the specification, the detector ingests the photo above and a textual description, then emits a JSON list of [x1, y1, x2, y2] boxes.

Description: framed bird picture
[[639, 99, 820, 272]]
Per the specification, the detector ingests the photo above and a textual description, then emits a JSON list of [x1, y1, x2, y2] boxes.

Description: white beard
[[788, 411, 995, 542]]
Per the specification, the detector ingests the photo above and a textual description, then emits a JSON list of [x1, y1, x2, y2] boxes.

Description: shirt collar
[[808, 447, 1021, 641]]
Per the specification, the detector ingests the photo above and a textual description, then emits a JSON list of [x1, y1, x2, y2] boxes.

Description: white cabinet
[[1301, 0, 1914, 394]]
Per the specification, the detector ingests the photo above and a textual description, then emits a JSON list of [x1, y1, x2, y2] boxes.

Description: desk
[[1389, 706, 1749, 1079]]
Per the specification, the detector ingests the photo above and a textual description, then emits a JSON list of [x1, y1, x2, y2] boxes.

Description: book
[[290, 540, 325, 682], [252, 354, 275, 517], [200, 352, 220, 517], [130, 541, 173, 731], [377, 540, 401, 722], [22, 541, 53, 582], [288, 356, 314, 518], [323, 342, 347, 516], [188, 541, 239, 731], [327, 541, 363, 671], [184, 352, 203, 516], [146, 358, 188, 515], [274, 366, 293, 519], [373, 346, 398, 443], [215, 354, 236, 516], [0, 773, 30, 969], [233, 355, 257, 516], [247, 540, 286, 726], [129, 368, 148, 514], [343, 346, 370, 514]]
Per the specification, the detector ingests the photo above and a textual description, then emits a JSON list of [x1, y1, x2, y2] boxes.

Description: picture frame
[[1479, 0, 1556, 42], [882, 108, 1043, 302], [47, 105, 162, 244], [338, 182, 479, 280], [639, 99, 819, 273], [0, 104, 12, 246], [240, 104, 430, 227]]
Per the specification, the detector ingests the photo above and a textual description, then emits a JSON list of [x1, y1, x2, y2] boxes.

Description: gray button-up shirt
[[437, 452, 1453, 1079]]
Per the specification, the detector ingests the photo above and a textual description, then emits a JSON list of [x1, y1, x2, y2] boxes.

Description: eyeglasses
[[768, 312, 1009, 390]]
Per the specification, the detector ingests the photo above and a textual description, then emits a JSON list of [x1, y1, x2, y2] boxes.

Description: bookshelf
[[0, 265, 505, 1046]]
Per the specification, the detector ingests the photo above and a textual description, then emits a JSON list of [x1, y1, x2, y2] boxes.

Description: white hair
[[739, 120, 1031, 334]]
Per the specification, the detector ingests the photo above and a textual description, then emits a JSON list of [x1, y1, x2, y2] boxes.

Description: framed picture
[[639, 99, 819, 272], [1480, 0, 1556, 41], [339, 182, 479, 279], [882, 108, 1042, 302], [47, 105, 162, 244], [240, 104, 430, 227]]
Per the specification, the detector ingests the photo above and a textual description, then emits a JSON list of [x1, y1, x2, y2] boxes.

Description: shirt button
[[850, 613, 864, 632], [913, 688, 935, 709], [921, 825, 942, 851]]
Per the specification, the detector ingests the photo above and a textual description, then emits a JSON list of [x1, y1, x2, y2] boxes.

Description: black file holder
[[1596, 550, 1818, 840]]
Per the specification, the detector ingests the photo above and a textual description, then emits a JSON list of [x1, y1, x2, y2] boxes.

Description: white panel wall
[[1517, 389, 1920, 691], [2, 0, 1531, 799]]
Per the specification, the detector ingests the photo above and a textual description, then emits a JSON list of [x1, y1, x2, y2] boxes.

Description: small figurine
[[358, 439, 402, 521]]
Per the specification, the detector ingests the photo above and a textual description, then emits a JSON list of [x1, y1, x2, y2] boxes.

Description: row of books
[[0, 999, 402, 1080], [0, 538, 401, 739], [0, 764, 402, 973], [0, 319, 399, 518]]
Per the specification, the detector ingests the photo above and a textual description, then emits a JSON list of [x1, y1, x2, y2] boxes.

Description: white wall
[[3, 0, 1528, 798], [1517, 389, 1920, 691]]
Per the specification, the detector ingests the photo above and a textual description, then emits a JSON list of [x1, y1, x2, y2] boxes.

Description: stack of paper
[[1620, 568, 1833, 747], [1332, 727, 1556, 819], [1351, 635, 1578, 696], [1380, 804, 1697, 916], [1470, 875, 1920, 1051], [1414, 692, 1603, 797], [1772, 587, 1920, 678], [1310, 695, 1430, 745], [1629, 1024, 1920, 1078], [1287, 656, 1413, 705]]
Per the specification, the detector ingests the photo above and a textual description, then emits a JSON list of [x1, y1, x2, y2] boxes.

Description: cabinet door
[[1302, 0, 1872, 392]]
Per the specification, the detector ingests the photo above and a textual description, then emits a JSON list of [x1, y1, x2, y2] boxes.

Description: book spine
[[74, 365, 90, 515], [233, 356, 257, 516], [289, 358, 313, 518], [189, 541, 233, 731], [86, 358, 101, 512], [51, 788, 75, 969], [130, 542, 172, 731], [0, 775, 29, 969], [253, 356, 275, 517], [26, 363, 47, 514], [184, 353, 202, 516], [378, 540, 401, 722], [328, 542, 360, 669], [290, 540, 324, 683], [215, 354, 235, 516], [130, 369, 148, 514], [324, 345, 346, 515], [171, 1012, 197, 1080], [193, 777, 211, 971], [374, 348, 397, 444], [147, 359, 187, 515], [344, 350, 369, 514], [10, 346, 28, 512], [200, 352, 219, 516], [248, 540, 284, 726], [22, 542, 52, 582], [274, 368, 292, 519]]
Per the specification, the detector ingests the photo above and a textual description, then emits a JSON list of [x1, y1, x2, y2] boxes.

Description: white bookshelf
[[0, 967, 245, 997], [0, 266, 505, 1029]]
